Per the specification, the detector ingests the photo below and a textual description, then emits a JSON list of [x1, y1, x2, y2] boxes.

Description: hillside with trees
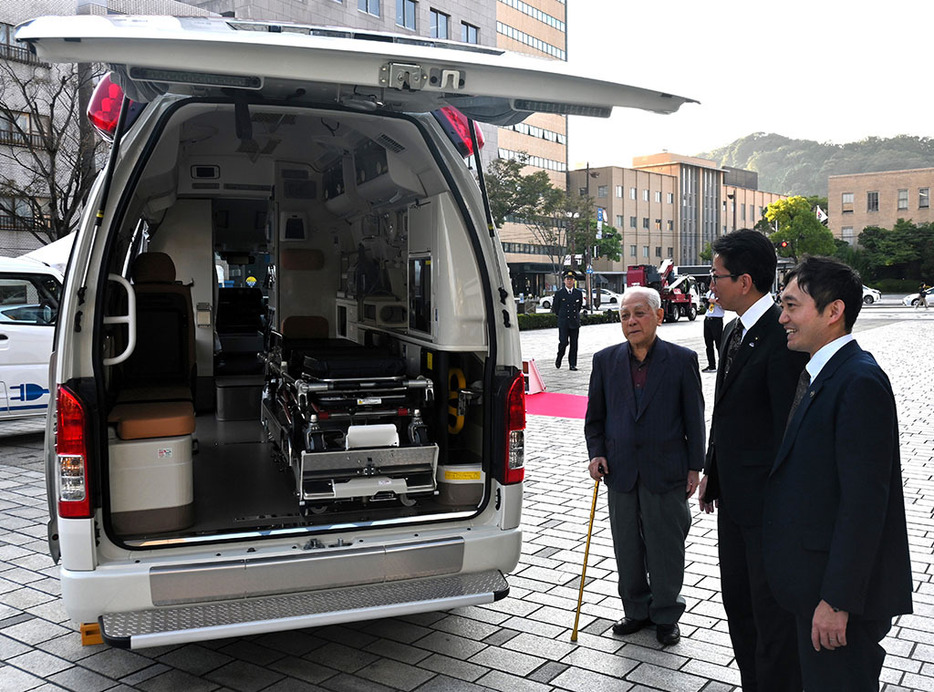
[[699, 134, 934, 197]]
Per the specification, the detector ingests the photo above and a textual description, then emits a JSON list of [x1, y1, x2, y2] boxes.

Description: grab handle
[[102, 273, 136, 366]]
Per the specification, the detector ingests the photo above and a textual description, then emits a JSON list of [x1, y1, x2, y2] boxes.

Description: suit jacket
[[585, 338, 705, 494], [551, 287, 583, 328], [703, 303, 808, 526], [763, 341, 912, 620]]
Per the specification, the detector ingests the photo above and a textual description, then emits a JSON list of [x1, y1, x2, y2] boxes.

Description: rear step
[[99, 570, 509, 649]]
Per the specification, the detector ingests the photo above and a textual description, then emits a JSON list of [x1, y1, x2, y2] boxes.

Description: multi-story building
[[1, 1, 216, 256], [495, 0, 567, 189], [828, 168, 934, 244], [633, 153, 784, 266], [563, 155, 785, 290]]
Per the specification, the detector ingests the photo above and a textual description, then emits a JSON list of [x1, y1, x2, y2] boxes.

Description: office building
[[828, 168, 934, 244]]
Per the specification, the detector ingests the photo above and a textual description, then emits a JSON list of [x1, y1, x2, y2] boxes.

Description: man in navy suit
[[585, 287, 705, 646], [764, 256, 912, 689], [699, 229, 808, 691], [551, 270, 584, 370]]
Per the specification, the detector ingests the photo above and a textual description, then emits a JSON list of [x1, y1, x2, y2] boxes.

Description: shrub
[[517, 310, 618, 330]]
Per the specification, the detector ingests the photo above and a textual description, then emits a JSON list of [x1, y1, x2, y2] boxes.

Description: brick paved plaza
[[1, 304, 932, 691]]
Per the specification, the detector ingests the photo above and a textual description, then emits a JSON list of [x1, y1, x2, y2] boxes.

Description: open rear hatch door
[[16, 15, 696, 122]]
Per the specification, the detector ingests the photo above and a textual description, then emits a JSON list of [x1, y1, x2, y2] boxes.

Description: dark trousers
[[556, 326, 579, 368], [607, 484, 691, 625], [703, 316, 723, 369], [718, 507, 802, 692], [794, 614, 890, 692]]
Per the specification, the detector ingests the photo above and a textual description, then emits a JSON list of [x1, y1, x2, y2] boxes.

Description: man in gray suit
[[585, 287, 705, 646]]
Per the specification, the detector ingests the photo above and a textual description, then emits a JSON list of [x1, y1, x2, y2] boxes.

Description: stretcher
[[261, 337, 437, 513]]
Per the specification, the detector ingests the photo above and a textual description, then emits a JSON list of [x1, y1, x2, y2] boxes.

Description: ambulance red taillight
[[432, 106, 484, 158], [87, 73, 142, 141], [503, 372, 525, 484], [56, 386, 92, 519]]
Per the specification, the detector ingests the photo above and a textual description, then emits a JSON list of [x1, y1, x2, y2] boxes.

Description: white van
[[18, 15, 693, 649], [0, 256, 62, 419]]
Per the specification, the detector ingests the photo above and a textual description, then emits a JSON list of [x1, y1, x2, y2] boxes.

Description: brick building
[[828, 168, 934, 244]]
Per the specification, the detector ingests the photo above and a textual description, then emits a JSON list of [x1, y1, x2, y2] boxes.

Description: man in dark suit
[[551, 270, 583, 370], [765, 256, 912, 689], [585, 287, 705, 646], [699, 230, 808, 692]]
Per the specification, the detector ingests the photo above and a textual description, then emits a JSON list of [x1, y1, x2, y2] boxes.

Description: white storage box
[[108, 431, 194, 535]]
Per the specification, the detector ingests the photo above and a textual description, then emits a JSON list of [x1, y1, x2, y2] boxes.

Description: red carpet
[[525, 391, 588, 419]]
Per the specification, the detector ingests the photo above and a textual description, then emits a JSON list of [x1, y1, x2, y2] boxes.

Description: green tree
[[484, 155, 561, 228], [765, 195, 835, 261], [699, 242, 713, 262]]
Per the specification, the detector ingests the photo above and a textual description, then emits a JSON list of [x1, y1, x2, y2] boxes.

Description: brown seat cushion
[[109, 401, 196, 440]]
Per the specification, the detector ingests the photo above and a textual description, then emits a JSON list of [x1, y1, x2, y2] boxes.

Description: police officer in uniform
[[552, 270, 584, 370]]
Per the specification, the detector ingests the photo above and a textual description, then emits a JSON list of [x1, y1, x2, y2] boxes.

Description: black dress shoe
[[612, 617, 650, 635], [555, 357, 562, 369], [569, 366, 578, 371], [656, 623, 680, 646]]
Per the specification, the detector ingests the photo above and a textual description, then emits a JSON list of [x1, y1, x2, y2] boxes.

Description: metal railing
[[0, 42, 45, 66]]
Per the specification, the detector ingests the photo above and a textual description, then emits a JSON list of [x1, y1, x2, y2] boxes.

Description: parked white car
[[902, 287, 934, 307], [0, 256, 62, 420], [862, 285, 882, 304]]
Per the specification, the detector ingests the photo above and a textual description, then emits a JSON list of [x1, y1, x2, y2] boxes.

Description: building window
[[358, 0, 380, 16], [897, 189, 909, 210], [505, 121, 567, 144], [749, 204, 755, 221], [642, 246, 649, 257], [654, 219, 661, 230], [867, 191, 879, 212], [630, 244, 636, 257], [667, 220, 674, 231], [429, 9, 449, 38], [841, 192, 854, 213], [655, 246, 662, 257], [642, 217, 649, 229], [630, 187, 636, 200], [921, 188, 930, 209], [667, 247, 673, 257], [616, 215, 623, 227], [654, 191, 662, 203], [0, 23, 44, 65], [667, 192, 674, 204], [0, 111, 48, 148], [642, 189, 649, 202], [495, 22, 563, 58], [841, 226, 854, 244], [498, 0, 566, 32], [497, 148, 566, 172], [597, 185, 607, 197], [629, 216, 637, 229], [396, 0, 416, 29], [741, 204, 746, 221], [615, 185, 623, 198], [462, 22, 479, 44]]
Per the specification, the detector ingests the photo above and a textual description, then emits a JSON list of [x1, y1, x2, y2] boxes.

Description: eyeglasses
[[709, 272, 739, 283]]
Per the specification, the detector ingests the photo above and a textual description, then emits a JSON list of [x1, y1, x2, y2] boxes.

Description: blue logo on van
[[10, 382, 49, 410]]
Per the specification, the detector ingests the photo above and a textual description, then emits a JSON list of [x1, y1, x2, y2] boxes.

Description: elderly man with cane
[[584, 287, 705, 646]]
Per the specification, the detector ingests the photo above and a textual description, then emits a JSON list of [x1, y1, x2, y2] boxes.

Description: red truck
[[626, 260, 701, 322]]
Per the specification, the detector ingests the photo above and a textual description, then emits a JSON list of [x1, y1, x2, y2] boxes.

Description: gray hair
[[621, 286, 662, 311]]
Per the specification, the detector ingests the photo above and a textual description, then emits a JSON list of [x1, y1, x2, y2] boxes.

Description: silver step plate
[[100, 569, 509, 649]]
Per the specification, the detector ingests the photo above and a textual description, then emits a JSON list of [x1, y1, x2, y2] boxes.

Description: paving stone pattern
[[0, 306, 932, 691]]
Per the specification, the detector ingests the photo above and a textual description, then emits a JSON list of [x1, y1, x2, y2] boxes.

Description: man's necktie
[[723, 322, 744, 376], [785, 369, 811, 430]]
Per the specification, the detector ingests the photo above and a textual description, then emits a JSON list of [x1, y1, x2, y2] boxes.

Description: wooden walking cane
[[570, 477, 601, 642]]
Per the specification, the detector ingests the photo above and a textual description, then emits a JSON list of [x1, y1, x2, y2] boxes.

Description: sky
[[565, 0, 934, 170]]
